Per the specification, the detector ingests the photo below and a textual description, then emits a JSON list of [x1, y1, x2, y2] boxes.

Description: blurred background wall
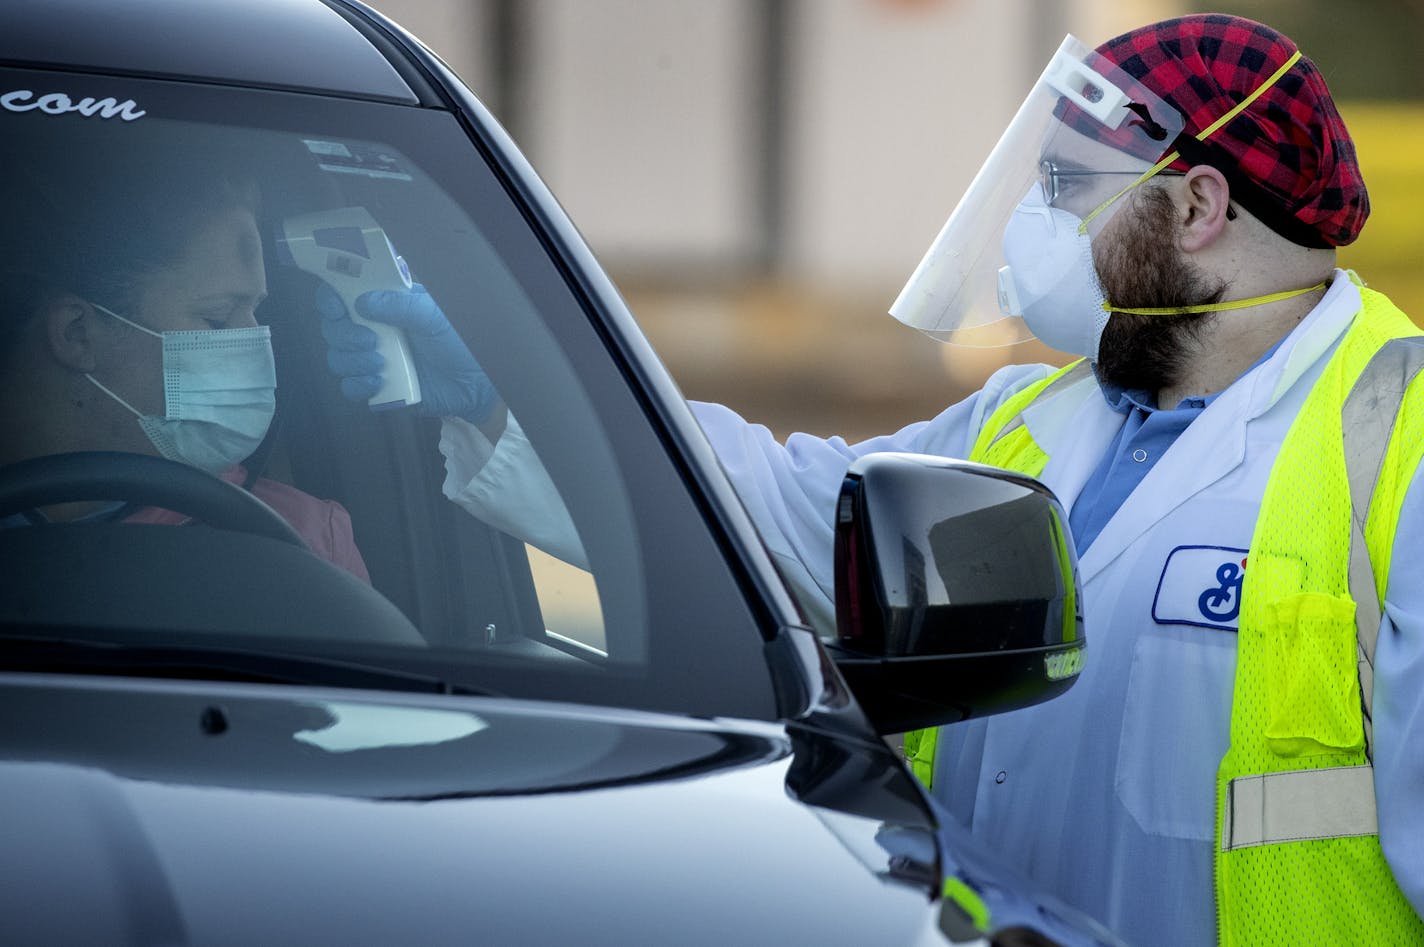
[[368, 0, 1424, 441]]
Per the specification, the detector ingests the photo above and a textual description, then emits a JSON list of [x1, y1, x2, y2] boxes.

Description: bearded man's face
[[1092, 184, 1227, 395]]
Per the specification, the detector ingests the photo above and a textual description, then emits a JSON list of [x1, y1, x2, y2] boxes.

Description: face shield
[[890, 36, 1185, 348]]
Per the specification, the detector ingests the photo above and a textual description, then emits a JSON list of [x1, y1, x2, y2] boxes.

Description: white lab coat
[[439, 271, 1424, 946]]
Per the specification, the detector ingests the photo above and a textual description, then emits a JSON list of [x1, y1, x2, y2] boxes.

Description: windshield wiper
[[0, 634, 487, 696]]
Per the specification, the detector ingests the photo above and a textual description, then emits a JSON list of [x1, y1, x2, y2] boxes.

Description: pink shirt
[[124, 466, 370, 582]]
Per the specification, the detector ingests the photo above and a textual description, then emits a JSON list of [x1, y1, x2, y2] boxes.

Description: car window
[[0, 69, 777, 720]]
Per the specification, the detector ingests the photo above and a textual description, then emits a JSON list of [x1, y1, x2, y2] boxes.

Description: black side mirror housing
[[828, 453, 1084, 735]]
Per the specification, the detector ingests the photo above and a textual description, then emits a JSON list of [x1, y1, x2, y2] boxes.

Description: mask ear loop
[[1076, 49, 1304, 235]]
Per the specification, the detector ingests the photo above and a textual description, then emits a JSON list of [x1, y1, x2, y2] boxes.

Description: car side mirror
[[827, 453, 1084, 735]]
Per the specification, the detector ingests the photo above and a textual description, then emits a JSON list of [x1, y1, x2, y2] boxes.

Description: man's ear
[[1178, 165, 1232, 253], [41, 295, 101, 373]]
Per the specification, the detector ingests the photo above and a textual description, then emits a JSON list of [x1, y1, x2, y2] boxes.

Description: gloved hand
[[317, 282, 500, 424]]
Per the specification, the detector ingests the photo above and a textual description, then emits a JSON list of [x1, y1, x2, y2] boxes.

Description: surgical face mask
[[997, 185, 1110, 360], [85, 303, 277, 473]]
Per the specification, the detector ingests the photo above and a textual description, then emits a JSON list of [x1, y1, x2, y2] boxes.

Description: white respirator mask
[[85, 303, 277, 473], [997, 184, 1110, 361]]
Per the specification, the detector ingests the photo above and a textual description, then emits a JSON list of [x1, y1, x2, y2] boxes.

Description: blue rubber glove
[[317, 282, 500, 424]]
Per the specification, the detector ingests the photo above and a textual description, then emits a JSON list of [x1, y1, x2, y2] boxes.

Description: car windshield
[[0, 69, 777, 720]]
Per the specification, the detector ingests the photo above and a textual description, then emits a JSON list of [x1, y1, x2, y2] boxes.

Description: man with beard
[[321, 13, 1423, 944], [878, 16, 1421, 943]]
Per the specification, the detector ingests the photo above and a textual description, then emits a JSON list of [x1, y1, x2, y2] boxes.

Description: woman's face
[[90, 205, 267, 417]]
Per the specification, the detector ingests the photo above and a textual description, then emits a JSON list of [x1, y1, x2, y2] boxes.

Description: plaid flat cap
[[1097, 13, 1368, 248]]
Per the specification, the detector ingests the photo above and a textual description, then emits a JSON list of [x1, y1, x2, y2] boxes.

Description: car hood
[[0, 673, 1120, 946]]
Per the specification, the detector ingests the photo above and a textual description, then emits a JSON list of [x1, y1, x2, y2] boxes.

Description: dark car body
[[0, 2, 1116, 944]]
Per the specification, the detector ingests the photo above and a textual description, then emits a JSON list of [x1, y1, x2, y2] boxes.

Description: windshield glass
[[0, 70, 776, 720]]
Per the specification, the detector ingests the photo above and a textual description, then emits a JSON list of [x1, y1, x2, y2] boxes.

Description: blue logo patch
[[1152, 545, 1249, 631]]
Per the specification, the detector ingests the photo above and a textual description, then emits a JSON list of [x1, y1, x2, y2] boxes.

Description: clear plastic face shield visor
[[890, 36, 1185, 347]]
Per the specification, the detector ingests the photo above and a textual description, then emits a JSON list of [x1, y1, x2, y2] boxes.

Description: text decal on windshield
[[1, 89, 145, 121]]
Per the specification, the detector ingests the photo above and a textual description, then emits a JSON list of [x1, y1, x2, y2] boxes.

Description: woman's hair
[[1, 131, 260, 351]]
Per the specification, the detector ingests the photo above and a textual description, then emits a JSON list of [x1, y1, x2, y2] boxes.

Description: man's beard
[[1092, 186, 1226, 394]]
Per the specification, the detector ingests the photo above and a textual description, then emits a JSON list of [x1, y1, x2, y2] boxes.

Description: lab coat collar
[[1033, 269, 1360, 583], [1024, 374, 1122, 520], [1259, 269, 1361, 410]]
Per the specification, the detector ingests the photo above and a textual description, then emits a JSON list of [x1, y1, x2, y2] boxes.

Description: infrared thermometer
[[278, 207, 423, 410]]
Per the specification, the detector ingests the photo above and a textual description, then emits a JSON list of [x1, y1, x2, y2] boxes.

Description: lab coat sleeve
[[689, 362, 1057, 619], [438, 414, 588, 569], [435, 361, 1055, 616], [1371, 455, 1424, 917]]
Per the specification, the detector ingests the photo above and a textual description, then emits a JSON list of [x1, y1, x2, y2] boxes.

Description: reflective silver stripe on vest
[[1223, 766, 1379, 850], [987, 361, 1095, 449], [1341, 337, 1424, 760], [1222, 336, 1424, 852]]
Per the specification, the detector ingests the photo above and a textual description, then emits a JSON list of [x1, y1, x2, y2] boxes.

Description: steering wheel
[[0, 451, 308, 548]]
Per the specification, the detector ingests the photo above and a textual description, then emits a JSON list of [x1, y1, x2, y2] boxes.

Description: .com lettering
[[2, 89, 144, 121]]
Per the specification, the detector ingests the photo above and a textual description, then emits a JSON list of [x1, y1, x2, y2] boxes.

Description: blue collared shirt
[[1069, 344, 1282, 553], [1068, 386, 1212, 553]]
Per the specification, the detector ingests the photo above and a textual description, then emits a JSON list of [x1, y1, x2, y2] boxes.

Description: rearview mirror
[[827, 453, 1083, 734]]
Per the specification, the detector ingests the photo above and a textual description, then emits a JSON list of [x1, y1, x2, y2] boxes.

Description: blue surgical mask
[[85, 303, 277, 473]]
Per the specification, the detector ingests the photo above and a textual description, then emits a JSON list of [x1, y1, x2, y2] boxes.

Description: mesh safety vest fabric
[[1216, 289, 1423, 945], [902, 289, 1424, 942]]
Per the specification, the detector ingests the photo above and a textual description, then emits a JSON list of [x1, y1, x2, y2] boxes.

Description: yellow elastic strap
[[1104, 281, 1326, 317], [1196, 50, 1304, 141], [1078, 150, 1184, 234], [1078, 49, 1305, 233]]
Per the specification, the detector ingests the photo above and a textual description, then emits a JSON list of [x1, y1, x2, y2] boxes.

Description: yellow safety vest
[[905, 288, 1424, 943]]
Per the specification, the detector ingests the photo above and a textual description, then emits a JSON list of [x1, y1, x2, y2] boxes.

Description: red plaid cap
[[1096, 14, 1367, 247]]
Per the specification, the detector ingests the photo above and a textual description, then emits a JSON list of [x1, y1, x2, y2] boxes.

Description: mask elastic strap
[[91, 301, 163, 339], [84, 373, 146, 420], [1077, 49, 1305, 234], [1102, 280, 1326, 316], [85, 301, 165, 420]]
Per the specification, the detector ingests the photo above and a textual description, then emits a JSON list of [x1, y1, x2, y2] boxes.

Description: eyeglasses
[[1037, 160, 1234, 225], [1038, 160, 1156, 208]]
